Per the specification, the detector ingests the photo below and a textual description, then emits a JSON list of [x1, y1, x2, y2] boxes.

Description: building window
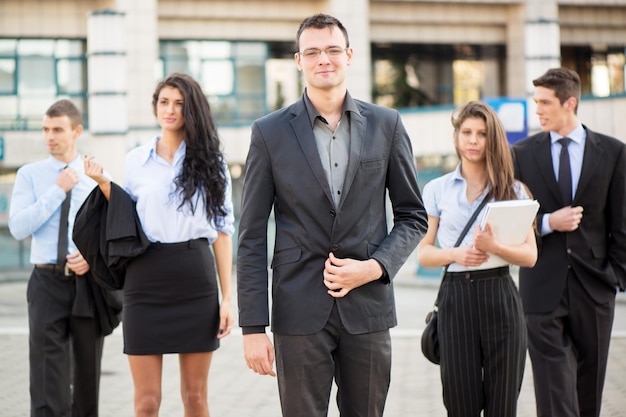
[[0, 39, 87, 131], [563, 46, 626, 98], [159, 40, 268, 126], [372, 43, 505, 109]]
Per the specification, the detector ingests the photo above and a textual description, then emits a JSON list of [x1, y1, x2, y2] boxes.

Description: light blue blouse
[[422, 164, 529, 271], [124, 137, 235, 244]]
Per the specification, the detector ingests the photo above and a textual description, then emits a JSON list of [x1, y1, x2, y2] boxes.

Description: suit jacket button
[[331, 244, 339, 251]]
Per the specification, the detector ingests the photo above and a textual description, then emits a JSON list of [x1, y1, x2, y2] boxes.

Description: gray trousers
[[274, 303, 391, 417]]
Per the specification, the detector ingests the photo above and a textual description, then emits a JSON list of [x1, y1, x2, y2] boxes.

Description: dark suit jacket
[[237, 92, 428, 335], [512, 126, 626, 313]]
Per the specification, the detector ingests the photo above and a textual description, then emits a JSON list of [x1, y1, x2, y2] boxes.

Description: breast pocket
[[361, 158, 386, 174]]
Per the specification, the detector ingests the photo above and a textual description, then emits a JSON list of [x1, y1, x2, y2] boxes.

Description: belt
[[446, 266, 510, 281], [34, 264, 75, 277]]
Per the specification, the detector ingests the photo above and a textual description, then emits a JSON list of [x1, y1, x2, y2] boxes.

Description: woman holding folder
[[417, 101, 537, 417]]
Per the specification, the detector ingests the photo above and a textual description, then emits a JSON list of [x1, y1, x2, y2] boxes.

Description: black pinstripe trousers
[[438, 266, 527, 417]]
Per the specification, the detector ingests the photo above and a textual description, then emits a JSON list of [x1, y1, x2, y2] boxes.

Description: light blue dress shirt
[[124, 137, 235, 244], [422, 164, 530, 272], [8, 154, 98, 264], [541, 122, 586, 235]]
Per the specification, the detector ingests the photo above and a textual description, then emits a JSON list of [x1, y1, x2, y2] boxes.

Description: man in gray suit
[[237, 13, 428, 417]]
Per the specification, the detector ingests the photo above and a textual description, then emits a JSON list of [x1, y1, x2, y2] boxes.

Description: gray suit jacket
[[237, 92, 427, 335]]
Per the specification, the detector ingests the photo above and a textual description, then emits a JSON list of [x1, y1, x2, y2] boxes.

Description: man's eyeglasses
[[298, 47, 347, 60]]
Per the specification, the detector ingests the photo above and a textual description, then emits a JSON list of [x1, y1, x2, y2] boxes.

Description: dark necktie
[[57, 190, 71, 266], [558, 137, 572, 206]]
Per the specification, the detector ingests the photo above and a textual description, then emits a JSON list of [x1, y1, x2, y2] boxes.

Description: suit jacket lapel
[[339, 110, 366, 209], [532, 132, 563, 203], [290, 101, 335, 206], [575, 127, 603, 202]]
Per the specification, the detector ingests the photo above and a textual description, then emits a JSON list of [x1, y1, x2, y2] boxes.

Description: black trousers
[[27, 268, 104, 417], [274, 303, 391, 417], [526, 271, 615, 417], [438, 267, 527, 417]]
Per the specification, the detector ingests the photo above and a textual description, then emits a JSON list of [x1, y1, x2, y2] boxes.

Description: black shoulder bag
[[420, 195, 489, 365]]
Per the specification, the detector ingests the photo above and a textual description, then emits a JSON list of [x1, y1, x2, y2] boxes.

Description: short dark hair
[[295, 13, 349, 52], [533, 67, 581, 112], [45, 99, 82, 128]]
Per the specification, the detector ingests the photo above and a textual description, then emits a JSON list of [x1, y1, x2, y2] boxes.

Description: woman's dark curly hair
[[152, 72, 227, 224]]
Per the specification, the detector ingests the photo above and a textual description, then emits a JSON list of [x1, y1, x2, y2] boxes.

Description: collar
[[139, 136, 187, 166], [452, 164, 464, 182], [550, 122, 585, 146], [302, 88, 359, 128], [49, 154, 81, 171], [452, 163, 491, 198]]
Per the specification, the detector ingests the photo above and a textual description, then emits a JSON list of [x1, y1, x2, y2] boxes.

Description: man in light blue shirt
[[8, 99, 104, 417]]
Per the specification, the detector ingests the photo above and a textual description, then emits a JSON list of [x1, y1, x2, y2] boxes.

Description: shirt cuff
[[241, 326, 266, 335], [541, 213, 553, 235]]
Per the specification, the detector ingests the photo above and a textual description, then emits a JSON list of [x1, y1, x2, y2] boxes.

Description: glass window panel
[[57, 59, 86, 94], [187, 57, 203, 78], [237, 62, 264, 94], [210, 96, 236, 123], [19, 96, 55, 118], [591, 55, 610, 97], [155, 59, 165, 80], [18, 56, 55, 94], [55, 40, 84, 57], [17, 39, 55, 56], [164, 58, 189, 77], [0, 96, 18, 118], [161, 41, 190, 58], [0, 232, 31, 268], [201, 60, 233, 95], [199, 41, 231, 59], [237, 97, 265, 120], [607, 53, 625, 94], [235, 42, 266, 58], [266, 59, 300, 111], [0, 59, 16, 93], [452, 60, 484, 105], [0, 39, 16, 55]]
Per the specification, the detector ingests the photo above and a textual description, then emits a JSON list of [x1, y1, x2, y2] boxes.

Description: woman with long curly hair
[[85, 72, 234, 417], [417, 101, 537, 416]]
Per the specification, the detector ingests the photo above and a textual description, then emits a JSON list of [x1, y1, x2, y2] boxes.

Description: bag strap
[[433, 194, 490, 307]]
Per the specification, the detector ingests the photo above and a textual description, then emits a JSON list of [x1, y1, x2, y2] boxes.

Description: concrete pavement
[[1, 265, 626, 416]]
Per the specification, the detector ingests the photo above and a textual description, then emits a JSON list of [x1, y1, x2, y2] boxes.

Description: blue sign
[[0, 136, 4, 161], [484, 98, 528, 144]]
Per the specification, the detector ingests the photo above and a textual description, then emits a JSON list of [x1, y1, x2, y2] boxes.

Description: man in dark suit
[[237, 13, 427, 417], [512, 67, 626, 417]]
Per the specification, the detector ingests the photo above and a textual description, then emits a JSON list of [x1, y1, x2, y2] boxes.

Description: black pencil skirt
[[122, 238, 220, 355]]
